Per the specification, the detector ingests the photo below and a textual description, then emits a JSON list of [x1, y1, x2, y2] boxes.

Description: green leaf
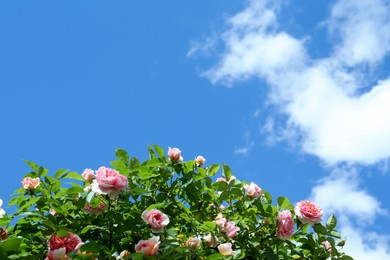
[[212, 182, 229, 191], [326, 214, 337, 230], [206, 253, 225, 260], [62, 171, 84, 181], [339, 256, 354, 260], [0, 237, 22, 252], [66, 186, 84, 195], [206, 164, 220, 177], [313, 223, 327, 234], [222, 164, 232, 180], [277, 196, 294, 210], [55, 168, 68, 179], [152, 144, 165, 157], [128, 253, 144, 260], [116, 148, 129, 163], [80, 242, 101, 253], [24, 160, 38, 172]]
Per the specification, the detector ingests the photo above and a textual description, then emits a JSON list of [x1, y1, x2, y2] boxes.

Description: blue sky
[[1, 1, 390, 259]]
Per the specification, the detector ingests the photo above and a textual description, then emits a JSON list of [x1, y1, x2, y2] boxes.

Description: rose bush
[[0, 145, 353, 259]]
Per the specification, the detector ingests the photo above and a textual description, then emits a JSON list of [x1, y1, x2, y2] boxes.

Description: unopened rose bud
[[337, 239, 346, 247]]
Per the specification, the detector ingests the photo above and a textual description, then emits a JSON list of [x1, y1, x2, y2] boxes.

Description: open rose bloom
[[218, 242, 233, 256], [186, 237, 201, 249], [142, 209, 170, 233], [21, 177, 40, 190], [95, 167, 128, 198], [244, 182, 262, 199], [277, 210, 294, 240], [195, 155, 206, 166], [295, 200, 323, 225], [81, 168, 95, 182], [47, 232, 82, 255], [168, 147, 181, 161], [135, 236, 160, 256]]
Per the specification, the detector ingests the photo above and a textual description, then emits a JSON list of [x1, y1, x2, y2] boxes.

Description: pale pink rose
[[84, 185, 92, 193], [217, 176, 236, 184], [322, 241, 332, 253], [168, 147, 181, 161], [134, 236, 160, 256], [49, 208, 57, 216], [218, 242, 233, 256], [244, 182, 262, 199], [186, 237, 201, 249], [95, 167, 128, 197], [219, 205, 226, 211], [0, 227, 8, 240], [48, 232, 82, 254], [82, 168, 95, 182], [215, 213, 227, 230], [295, 200, 323, 225], [0, 199, 5, 218], [224, 221, 240, 238], [83, 201, 107, 215], [277, 210, 294, 240], [195, 156, 206, 166], [119, 250, 130, 258], [204, 234, 218, 248], [21, 177, 40, 190], [45, 247, 68, 260], [141, 209, 170, 233]]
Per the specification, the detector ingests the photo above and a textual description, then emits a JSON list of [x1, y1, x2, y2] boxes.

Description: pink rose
[[322, 241, 332, 253], [215, 213, 227, 230], [204, 234, 218, 248], [48, 232, 82, 254], [0, 227, 8, 240], [218, 242, 233, 256], [277, 210, 294, 240], [46, 247, 68, 260], [142, 209, 170, 233], [244, 182, 262, 199], [217, 176, 236, 184], [49, 208, 57, 216], [168, 147, 181, 161], [295, 200, 323, 225], [95, 167, 128, 197], [186, 237, 201, 249], [224, 221, 240, 238], [135, 236, 160, 256], [195, 156, 206, 166], [82, 168, 94, 182], [22, 177, 40, 190]]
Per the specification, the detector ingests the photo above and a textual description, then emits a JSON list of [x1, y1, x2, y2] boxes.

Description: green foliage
[[0, 145, 353, 259]]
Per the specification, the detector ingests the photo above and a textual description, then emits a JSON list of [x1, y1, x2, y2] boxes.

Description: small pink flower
[[322, 241, 332, 253], [83, 202, 107, 215], [218, 242, 233, 256], [168, 147, 181, 161], [22, 177, 40, 190], [49, 208, 57, 216], [119, 250, 130, 258], [195, 156, 206, 166], [95, 167, 128, 198], [215, 213, 227, 230], [186, 237, 201, 249], [135, 236, 160, 256], [277, 210, 294, 240], [244, 182, 262, 199], [295, 200, 323, 225], [225, 221, 240, 238], [0, 199, 5, 218], [219, 205, 226, 211], [142, 209, 170, 233], [217, 176, 236, 184], [48, 232, 82, 254], [204, 234, 218, 248], [82, 168, 95, 182]]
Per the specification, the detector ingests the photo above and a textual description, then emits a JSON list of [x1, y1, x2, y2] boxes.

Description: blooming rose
[[244, 182, 262, 199], [218, 242, 233, 256], [204, 234, 218, 248], [49, 208, 57, 216], [95, 167, 128, 198], [195, 156, 206, 166], [48, 232, 82, 254], [0, 199, 5, 218], [168, 147, 181, 161], [186, 237, 201, 249], [142, 209, 170, 233], [135, 236, 160, 256], [295, 200, 323, 225], [224, 221, 240, 238], [21, 177, 40, 190], [0, 227, 8, 240], [82, 168, 94, 182], [322, 240, 332, 253], [277, 210, 294, 240]]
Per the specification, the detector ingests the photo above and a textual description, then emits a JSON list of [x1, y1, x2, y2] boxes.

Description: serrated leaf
[[326, 214, 337, 230]]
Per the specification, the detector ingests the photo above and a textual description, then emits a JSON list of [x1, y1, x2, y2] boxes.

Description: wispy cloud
[[199, 0, 390, 258]]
